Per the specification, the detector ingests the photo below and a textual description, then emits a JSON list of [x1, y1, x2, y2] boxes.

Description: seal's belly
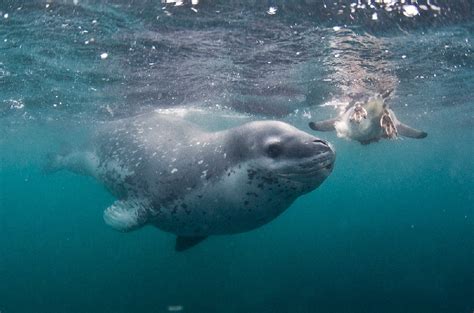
[[150, 168, 295, 236]]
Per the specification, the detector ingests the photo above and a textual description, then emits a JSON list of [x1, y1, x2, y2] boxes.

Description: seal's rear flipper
[[397, 123, 427, 139], [175, 236, 207, 252], [104, 200, 148, 232], [309, 118, 338, 132]]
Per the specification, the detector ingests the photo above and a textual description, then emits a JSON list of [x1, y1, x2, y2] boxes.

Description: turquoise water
[[1, 1, 473, 313]]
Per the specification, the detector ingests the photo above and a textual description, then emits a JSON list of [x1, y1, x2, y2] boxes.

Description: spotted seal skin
[[309, 94, 427, 145], [48, 113, 335, 250]]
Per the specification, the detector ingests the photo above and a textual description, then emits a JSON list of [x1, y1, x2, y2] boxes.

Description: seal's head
[[227, 121, 335, 193]]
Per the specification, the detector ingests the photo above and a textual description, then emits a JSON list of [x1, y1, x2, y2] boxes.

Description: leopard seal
[[309, 94, 427, 144], [48, 113, 335, 251]]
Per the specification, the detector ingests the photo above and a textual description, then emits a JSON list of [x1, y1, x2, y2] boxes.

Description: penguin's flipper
[[397, 123, 427, 139], [309, 118, 338, 132]]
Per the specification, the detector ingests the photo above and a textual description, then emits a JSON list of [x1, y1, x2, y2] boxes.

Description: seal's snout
[[284, 136, 335, 183], [311, 138, 334, 155], [309, 137, 335, 170]]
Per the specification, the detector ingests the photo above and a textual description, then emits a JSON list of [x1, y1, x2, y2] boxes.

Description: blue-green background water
[[0, 1, 473, 313]]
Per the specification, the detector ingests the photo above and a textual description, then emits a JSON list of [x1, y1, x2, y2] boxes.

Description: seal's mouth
[[276, 150, 335, 181]]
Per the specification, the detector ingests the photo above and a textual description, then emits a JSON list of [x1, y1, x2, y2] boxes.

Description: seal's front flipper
[[103, 200, 148, 232], [175, 236, 207, 252], [309, 118, 338, 132], [397, 123, 428, 139]]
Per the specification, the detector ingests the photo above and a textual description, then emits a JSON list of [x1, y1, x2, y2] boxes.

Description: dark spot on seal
[[246, 192, 259, 198], [261, 176, 277, 185], [244, 200, 249, 206], [181, 203, 188, 209], [247, 169, 257, 180]]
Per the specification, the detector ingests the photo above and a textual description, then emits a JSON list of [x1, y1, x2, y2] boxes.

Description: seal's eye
[[266, 143, 282, 158]]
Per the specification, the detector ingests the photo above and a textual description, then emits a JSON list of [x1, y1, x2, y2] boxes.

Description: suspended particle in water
[[428, 3, 441, 12], [100, 52, 108, 60], [9, 99, 24, 110], [267, 7, 277, 15], [402, 5, 419, 17]]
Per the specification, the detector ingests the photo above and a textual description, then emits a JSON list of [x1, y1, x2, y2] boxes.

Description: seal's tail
[[43, 153, 65, 174], [43, 150, 99, 177]]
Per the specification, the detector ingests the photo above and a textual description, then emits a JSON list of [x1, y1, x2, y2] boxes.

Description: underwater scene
[[0, 0, 473, 312]]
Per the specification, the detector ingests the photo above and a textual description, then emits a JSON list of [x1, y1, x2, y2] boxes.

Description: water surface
[[0, 1, 473, 313]]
